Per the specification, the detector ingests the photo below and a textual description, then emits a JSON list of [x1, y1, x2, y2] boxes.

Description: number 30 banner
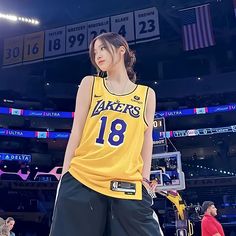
[[2, 7, 160, 66], [3, 35, 24, 66]]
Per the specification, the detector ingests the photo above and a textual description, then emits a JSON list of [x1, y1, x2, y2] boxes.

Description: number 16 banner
[[23, 31, 44, 62]]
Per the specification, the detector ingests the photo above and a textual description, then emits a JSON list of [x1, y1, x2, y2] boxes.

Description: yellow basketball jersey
[[69, 76, 149, 200]]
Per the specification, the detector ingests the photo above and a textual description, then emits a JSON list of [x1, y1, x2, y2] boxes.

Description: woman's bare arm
[[61, 76, 94, 176], [141, 88, 156, 180]]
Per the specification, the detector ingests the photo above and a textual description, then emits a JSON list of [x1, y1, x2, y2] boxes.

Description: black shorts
[[49, 172, 164, 236]]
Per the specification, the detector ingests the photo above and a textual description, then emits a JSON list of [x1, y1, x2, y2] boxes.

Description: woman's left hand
[[142, 179, 157, 198]]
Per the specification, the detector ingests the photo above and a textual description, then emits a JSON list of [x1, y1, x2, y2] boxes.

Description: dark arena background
[[0, 0, 236, 235]]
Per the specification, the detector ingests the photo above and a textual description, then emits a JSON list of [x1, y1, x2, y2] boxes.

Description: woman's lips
[[98, 60, 105, 65]]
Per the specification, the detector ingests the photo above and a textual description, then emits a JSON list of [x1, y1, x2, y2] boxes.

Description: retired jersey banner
[[66, 22, 88, 54], [134, 7, 160, 43], [44, 26, 66, 58], [87, 17, 110, 44], [2, 7, 161, 67], [23, 31, 44, 62], [3, 35, 24, 66], [111, 12, 135, 42]]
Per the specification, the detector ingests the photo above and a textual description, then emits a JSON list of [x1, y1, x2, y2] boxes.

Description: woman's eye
[[101, 46, 106, 50]]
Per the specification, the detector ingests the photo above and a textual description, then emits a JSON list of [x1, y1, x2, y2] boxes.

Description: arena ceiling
[[0, 0, 218, 38]]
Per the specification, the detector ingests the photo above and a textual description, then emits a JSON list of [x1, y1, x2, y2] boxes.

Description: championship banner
[[3, 35, 24, 66], [23, 31, 44, 62]]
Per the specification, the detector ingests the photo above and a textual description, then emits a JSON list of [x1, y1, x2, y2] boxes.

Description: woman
[[50, 32, 163, 236]]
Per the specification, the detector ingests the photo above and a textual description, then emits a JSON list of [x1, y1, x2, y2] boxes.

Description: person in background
[[5, 217, 15, 236], [201, 201, 225, 236], [0, 217, 15, 236]]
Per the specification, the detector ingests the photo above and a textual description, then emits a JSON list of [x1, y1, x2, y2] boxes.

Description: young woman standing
[[50, 32, 164, 236]]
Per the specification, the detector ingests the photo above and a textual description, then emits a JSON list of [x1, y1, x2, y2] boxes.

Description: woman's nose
[[96, 53, 102, 61]]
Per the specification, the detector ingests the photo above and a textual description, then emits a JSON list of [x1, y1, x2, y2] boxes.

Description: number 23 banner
[[3, 7, 160, 66]]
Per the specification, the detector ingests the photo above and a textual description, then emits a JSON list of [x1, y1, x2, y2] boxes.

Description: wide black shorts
[[49, 172, 164, 236]]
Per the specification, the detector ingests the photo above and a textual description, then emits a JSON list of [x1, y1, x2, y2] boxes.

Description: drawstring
[[89, 201, 93, 211], [110, 199, 114, 219], [88, 187, 94, 211]]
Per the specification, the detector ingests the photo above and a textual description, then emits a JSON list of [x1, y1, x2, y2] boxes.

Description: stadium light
[[0, 12, 39, 25], [0, 13, 17, 21]]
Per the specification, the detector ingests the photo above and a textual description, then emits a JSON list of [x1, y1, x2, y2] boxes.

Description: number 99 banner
[[3, 7, 160, 66], [66, 22, 88, 53]]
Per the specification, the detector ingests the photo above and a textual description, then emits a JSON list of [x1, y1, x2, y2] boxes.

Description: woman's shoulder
[[79, 75, 95, 89], [81, 75, 104, 84], [137, 84, 155, 94], [81, 75, 94, 83]]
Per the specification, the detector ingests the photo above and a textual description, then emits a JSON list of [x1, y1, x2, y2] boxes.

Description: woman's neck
[[107, 64, 129, 83], [107, 74, 129, 83], [105, 70, 135, 95]]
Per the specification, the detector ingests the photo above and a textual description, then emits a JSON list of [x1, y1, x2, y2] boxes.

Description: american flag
[[180, 4, 215, 51], [233, 0, 236, 17]]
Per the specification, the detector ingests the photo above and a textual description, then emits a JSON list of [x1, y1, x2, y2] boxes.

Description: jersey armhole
[[143, 87, 149, 127], [89, 76, 96, 108]]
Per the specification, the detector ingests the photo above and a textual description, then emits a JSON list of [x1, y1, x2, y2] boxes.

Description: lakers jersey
[[69, 76, 149, 200]]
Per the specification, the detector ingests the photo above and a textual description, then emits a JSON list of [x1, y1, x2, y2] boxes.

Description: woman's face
[[93, 39, 123, 72], [6, 220, 15, 230]]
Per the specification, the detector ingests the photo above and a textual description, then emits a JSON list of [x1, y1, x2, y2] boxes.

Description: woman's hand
[[142, 178, 157, 198]]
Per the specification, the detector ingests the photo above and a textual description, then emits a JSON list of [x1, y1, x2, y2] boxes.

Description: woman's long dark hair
[[89, 32, 137, 83]]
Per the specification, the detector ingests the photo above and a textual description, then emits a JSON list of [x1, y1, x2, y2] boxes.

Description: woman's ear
[[119, 46, 126, 55]]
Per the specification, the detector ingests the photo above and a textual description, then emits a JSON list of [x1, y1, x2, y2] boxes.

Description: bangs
[[89, 36, 116, 69]]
